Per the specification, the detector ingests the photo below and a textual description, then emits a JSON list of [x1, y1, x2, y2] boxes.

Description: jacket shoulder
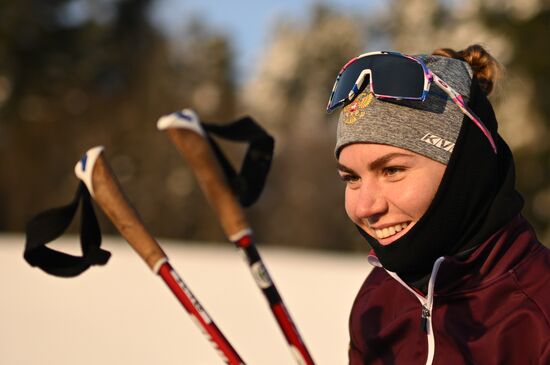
[[513, 244, 550, 329], [356, 266, 394, 296]]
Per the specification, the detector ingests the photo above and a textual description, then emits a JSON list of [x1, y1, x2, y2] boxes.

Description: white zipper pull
[[421, 304, 431, 333]]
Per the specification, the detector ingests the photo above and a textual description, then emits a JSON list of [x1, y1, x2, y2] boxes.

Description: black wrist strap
[[23, 116, 272, 277], [203, 116, 274, 207], [24, 182, 111, 277]]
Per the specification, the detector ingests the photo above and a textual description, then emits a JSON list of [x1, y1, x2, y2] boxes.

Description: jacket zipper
[[369, 255, 445, 365]]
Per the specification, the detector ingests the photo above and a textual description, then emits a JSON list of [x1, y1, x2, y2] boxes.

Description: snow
[[0, 234, 372, 365]]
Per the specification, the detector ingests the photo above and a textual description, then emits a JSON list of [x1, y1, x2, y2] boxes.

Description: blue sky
[[150, 0, 385, 81]]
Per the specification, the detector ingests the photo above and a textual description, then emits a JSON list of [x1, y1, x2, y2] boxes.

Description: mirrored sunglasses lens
[[329, 57, 376, 110], [372, 58, 425, 98]]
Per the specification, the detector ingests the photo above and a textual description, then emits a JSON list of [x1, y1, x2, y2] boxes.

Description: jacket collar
[[367, 215, 541, 295]]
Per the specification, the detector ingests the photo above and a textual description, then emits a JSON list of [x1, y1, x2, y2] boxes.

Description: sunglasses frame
[[327, 51, 497, 153]]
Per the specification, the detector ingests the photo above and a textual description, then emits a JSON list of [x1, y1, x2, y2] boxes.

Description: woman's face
[[338, 143, 446, 246]]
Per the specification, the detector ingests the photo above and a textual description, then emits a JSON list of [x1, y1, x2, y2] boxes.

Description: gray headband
[[335, 55, 473, 165]]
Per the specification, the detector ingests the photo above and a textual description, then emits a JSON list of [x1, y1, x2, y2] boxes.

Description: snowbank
[[0, 235, 372, 365]]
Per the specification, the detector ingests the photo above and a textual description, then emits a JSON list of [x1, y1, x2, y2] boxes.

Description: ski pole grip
[[75, 146, 168, 272], [158, 110, 250, 239]]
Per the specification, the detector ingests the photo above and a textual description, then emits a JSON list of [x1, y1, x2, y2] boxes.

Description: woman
[[327, 45, 550, 364]]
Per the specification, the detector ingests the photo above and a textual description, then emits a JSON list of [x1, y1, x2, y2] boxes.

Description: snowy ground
[[0, 234, 372, 365]]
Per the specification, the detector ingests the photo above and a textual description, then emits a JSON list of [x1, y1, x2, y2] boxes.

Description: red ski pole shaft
[[74, 146, 246, 365], [158, 110, 316, 365]]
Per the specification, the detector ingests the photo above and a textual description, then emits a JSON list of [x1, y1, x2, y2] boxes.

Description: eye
[[382, 166, 405, 177], [339, 172, 360, 185]]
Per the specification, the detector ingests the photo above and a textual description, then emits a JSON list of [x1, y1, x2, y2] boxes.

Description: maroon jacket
[[349, 215, 550, 364]]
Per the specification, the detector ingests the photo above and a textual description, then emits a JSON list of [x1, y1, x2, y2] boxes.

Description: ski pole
[[158, 110, 316, 365], [74, 146, 246, 365]]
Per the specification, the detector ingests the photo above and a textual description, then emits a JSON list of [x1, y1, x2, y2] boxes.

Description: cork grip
[[91, 153, 167, 271], [166, 128, 250, 238]]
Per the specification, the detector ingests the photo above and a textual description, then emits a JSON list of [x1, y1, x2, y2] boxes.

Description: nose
[[352, 181, 388, 224]]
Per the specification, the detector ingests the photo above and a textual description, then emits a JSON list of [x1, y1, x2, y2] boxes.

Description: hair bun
[[432, 44, 501, 96]]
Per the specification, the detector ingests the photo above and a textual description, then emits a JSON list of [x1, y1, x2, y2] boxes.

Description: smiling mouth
[[374, 223, 409, 239]]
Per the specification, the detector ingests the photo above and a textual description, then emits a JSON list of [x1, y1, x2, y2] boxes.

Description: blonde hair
[[432, 44, 501, 96]]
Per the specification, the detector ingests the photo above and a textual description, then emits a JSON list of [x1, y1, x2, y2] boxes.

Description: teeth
[[375, 223, 409, 239]]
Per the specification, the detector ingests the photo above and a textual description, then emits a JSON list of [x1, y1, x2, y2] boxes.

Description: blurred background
[[1, 0, 549, 250], [1, 1, 549, 364]]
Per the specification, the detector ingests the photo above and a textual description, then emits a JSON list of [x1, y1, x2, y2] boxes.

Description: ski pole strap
[[202, 116, 274, 207], [24, 182, 111, 277]]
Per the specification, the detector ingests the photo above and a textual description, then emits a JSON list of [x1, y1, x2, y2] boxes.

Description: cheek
[[405, 186, 435, 218], [396, 171, 444, 218]]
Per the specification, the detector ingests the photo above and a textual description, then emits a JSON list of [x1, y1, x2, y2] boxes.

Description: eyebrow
[[337, 152, 415, 173], [337, 162, 355, 174]]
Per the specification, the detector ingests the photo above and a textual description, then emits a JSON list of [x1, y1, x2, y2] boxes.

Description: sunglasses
[[326, 51, 497, 153]]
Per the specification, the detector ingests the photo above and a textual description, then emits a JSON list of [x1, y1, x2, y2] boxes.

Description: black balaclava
[[357, 78, 524, 283]]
